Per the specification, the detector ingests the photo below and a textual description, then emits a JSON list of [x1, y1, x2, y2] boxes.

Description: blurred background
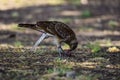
[[0, 0, 120, 47]]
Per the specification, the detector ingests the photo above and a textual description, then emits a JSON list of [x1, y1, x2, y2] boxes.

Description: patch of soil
[[0, 47, 119, 80]]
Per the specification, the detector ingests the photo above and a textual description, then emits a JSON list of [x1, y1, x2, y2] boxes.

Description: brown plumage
[[18, 21, 78, 57]]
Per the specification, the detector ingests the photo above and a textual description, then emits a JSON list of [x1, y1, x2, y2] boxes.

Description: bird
[[18, 21, 78, 57]]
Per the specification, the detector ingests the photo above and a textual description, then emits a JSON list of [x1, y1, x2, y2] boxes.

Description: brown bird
[[18, 21, 78, 57]]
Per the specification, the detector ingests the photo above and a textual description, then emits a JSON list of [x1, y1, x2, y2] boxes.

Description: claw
[[64, 50, 74, 57]]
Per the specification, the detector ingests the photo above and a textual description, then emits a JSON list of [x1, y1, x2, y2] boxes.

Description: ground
[[0, 0, 120, 80]]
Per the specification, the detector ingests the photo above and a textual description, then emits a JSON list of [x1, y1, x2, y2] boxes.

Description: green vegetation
[[86, 42, 108, 57], [11, 12, 19, 18], [62, 18, 72, 23], [66, 0, 81, 5], [86, 42, 101, 53], [14, 41, 23, 47], [81, 10, 92, 18], [108, 20, 119, 27]]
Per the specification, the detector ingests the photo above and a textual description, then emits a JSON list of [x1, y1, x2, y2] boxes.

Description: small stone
[[66, 71, 76, 79]]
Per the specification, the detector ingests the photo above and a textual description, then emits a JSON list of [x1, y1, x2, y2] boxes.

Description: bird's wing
[[37, 21, 56, 35], [36, 21, 75, 39], [54, 22, 75, 39]]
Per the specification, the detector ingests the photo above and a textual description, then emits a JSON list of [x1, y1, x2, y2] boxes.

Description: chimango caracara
[[18, 21, 78, 57]]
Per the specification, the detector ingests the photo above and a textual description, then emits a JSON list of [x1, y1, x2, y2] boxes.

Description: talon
[[64, 50, 72, 57]]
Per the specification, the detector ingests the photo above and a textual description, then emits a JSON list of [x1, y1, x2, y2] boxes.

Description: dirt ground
[[0, 0, 120, 80]]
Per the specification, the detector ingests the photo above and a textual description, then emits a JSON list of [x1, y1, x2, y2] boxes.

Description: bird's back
[[36, 21, 76, 41]]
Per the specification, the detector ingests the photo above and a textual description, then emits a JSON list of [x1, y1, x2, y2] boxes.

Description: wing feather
[[54, 22, 75, 39]]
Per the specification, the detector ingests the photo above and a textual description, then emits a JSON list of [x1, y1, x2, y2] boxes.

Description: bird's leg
[[58, 45, 65, 58], [57, 41, 67, 58], [31, 33, 47, 52], [54, 38, 65, 57], [58, 40, 71, 57]]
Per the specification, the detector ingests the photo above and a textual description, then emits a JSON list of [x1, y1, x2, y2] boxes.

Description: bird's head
[[69, 39, 78, 51], [64, 39, 78, 57]]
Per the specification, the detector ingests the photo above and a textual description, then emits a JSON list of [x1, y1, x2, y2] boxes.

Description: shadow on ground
[[0, 4, 120, 30]]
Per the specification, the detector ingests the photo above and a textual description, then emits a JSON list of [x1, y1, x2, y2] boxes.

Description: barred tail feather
[[18, 24, 36, 28]]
